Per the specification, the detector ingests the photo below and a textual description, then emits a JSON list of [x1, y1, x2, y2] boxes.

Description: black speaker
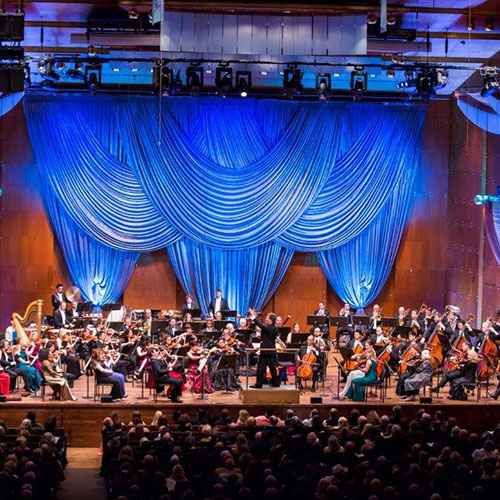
[[100, 395, 114, 403], [0, 13, 24, 42], [310, 396, 323, 404], [420, 396, 432, 404], [0, 395, 6, 403]]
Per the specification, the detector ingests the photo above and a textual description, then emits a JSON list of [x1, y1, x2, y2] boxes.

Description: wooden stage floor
[[1, 352, 499, 446]]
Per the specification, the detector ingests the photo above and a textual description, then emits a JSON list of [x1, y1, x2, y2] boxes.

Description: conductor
[[248, 308, 280, 388]]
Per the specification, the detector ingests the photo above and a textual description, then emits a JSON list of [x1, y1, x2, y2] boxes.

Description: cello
[[297, 350, 318, 380]]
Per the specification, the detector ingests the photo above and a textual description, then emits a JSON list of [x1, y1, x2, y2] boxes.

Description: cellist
[[296, 335, 320, 392]]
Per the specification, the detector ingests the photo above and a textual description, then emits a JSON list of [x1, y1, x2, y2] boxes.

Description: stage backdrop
[[22, 96, 425, 314]]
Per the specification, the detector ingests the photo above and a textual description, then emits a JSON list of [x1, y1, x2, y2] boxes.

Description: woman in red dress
[[186, 341, 214, 393]]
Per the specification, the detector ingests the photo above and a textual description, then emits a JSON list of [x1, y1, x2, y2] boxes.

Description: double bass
[[477, 335, 498, 381]]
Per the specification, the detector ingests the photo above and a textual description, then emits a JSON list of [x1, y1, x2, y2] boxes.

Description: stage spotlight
[[128, 8, 140, 20], [84, 65, 102, 96], [40, 61, 60, 82], [173, 70, 183, 93], [386, 70, 395, 78], [315, 73, 331, 101], [186, 65, 203, 96], [467, 20, 475, 31], [387, 15, 397, 26], [367, 13, 377, 25], [87, 45, 97, 57], [480, 67, 498, 97], [350, 66, 367, 101], [485, 21, 494, 32], [283, 65, 303, 98], [215, 64, 232, 97], [236, 70, 251, 97], [398, 67, 446, 100], [56, 61, 65, 71]]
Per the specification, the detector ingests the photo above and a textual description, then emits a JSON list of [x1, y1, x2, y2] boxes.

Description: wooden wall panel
[[0, 104, 71, 327], [123, 251, 180, 310]]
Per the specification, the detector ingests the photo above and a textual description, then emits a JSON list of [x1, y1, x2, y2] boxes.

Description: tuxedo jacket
[[51, 292, 68, 310], [53, 309, 69, 328], [208, 297, 230, 315]]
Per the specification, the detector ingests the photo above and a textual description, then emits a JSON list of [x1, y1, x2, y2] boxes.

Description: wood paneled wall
[[0, 98, 498, 329]]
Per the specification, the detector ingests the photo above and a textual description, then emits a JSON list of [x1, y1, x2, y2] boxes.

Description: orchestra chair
[[40, 376, 62, 402], [363, 367, 389, 402], [93, 377, 115, 402]]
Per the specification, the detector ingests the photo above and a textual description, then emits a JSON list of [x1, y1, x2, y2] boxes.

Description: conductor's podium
[[239, 385, 301, 405]]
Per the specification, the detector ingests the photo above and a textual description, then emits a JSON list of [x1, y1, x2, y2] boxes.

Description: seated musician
[[134, 335, 152, 378], [312, 326, 329, 382], [201, 318, 216, 335], [0, 340, 31, 395], [343, 344, 378, 402], [370, 326, 390, 354], [221, 327, 241, 379], [53, 302, 70, 329], [336, 303, 354, 346], [41, 341, 76, 388], [422, 309, 436, 340], [430, 311, 454, 339], [395, 306, 408, 326], [0, 363, 10, 396], [296, 335, 320, 392], [475, 321, 499, 350], [165, 317, 178, 338], [286, 323, 301, 345], [92, 350, 127, 400], [56, 333, 82, 379], [149, 347, 183, 403], [238, 317, 249, 330], [214, 311, 224, 321], [409, 309, 423, 332], [396, 349, 433, 401], [67, 301, 80, 322], [340, 330, 366, 381], [450, 319, 472, 346], [186, 341, 214, 393], [208, 338, 240, 391], [40, 348, 77, 401], [432, 341, 478, 397], [5, 320, 18, 343]]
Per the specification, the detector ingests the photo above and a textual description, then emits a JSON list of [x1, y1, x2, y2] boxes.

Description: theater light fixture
[[215, 64, 232, 97], [350, 66, 367, 101], [236, 70, 251, 97], [283, 65, 303, 98], [480, 67, 498, 97]]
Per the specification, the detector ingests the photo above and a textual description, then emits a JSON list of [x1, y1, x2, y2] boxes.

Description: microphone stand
[[82, 357, 93, 399]]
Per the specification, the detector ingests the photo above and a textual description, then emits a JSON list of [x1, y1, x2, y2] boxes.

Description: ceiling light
[[128, 8, 140, 20], [386, 70, 395, 78], [236, 70, 252, 97], [367, 13, 377, 25], [215, 64, 233, 97], [316, 73, 331, 101], [467, 20, 475, 31], [283, 65, 303, 99], [186, 65, 203, 96], [387, 15, 396, 26], [485, 21, 494, 32], [350, 66, 367, 101], [480, 67, 498, 97], [87, 46, 97, 57], [260, 70, 268, 76]]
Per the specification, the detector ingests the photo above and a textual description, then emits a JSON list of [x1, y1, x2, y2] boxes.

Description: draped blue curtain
[[23, 95, 425, 311], [42, 181, 140, 306], [317, 117, 424, 309], [167, 239, 293, 315]]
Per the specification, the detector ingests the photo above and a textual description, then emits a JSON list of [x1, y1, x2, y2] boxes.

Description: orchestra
[[3, 288, 500, 405]]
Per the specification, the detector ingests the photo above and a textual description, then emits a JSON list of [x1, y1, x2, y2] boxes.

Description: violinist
[[339, 344, 376, 400], [221, 328, 241, 379], [208, 338, 240, 391], [142, 309, 152, 335], [341, 330, 366, 380], [296, 335, 320, 392], [40, 347, 77, 401], [92, 350, 127, 400], [56, 332, 82, 379], [396, 349, 433, 401], [370, 326, 390, 354], [432, 341, 478, 397], [149, 347, 183, 403], [186, 341, 214, 393], [42, 341, 76, 388]]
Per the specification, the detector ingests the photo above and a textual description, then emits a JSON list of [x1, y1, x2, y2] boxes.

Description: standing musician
[[432, 341, 478, 396], [181, 294, 196, 316], [149, 347, 183, 403], [396, 349, 433, 401], [248, 308, 281, 388], [336, 303, 354, 345], [296, 335, 320, 392], [51, 283, 67, 311], [208, 289, 230, 316], [313, 301, 330, 334]]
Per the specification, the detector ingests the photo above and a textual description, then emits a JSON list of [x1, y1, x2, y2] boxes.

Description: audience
[[0, 412, 67, 499], [100, 407, 500, 500]]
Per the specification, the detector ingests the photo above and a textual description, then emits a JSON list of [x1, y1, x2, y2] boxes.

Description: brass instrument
[[12, 300, 43, 344], [66, 286, 81, 302]]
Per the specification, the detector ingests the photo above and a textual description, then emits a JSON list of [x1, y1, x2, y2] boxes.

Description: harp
[[12, 300, 43, 344]]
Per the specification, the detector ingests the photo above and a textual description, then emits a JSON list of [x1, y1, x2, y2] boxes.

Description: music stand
[[277, 326, 291, 336], [277, 351, 296, 386], [352, 316, 371, 327], [216, 354, 238, 394], [307, 315, 326, 326], [214, 320, 231, 330], [396, 326, 412, 339], [291, 333, 309, 344], [175, 346, 190, 357], [71, 318, 84, 329], [186, 308, 202, 318], [338, 347, 354, 361], [330, 316, 348, 328], [222, 310, 238, 318], [77, 301, 93, 314], [107, 322, 124, 332], [382, 318, 399, 328]]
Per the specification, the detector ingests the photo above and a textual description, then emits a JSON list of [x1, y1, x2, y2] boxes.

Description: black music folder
[[382, 318, 399, 327], [330, 316, 348, 327], [185, 308, 202, 318], [395, 326, 412, 338], [352, 316, 370, 327], [214, 320, 232, 330], [222, 310, 238, 318], [76, 301, 93, 314], [307, 315, 327, 326], [151, 320, 169, 333], [291, 333, 309, 344], [277, 326, 291, 336]]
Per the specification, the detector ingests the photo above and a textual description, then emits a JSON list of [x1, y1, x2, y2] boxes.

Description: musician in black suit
[[200, 318, 216, 335], [164, 318, 178, 339], [53, 302, 70, 329], [51, 284, 67, 311], [208, 289, 230, 316], [149, 348, 183, 403], [336, 303, 354, 345], [248, 308, 280, 388], [312, 301, 330, 334], [181, 295, 196, 317], [0, 341, 31, 393], [296, 335, 320, 391]]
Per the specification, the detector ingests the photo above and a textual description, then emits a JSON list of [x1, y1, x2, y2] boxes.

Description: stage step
[[239, 386, 300, 405]]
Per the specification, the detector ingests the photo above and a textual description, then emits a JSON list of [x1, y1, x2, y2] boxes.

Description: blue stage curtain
[[317, 135, 422, 309], [166, 238, 293, 315], [42, 181, 140, 306]]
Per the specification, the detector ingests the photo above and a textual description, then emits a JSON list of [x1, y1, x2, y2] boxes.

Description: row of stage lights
[[36, 58, 499, 101]]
